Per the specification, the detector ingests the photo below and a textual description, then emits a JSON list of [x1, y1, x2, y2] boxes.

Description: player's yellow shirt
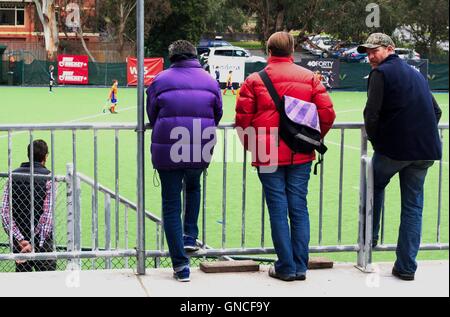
[[110, 84, 118, 100], [226, 74, 233, 85]]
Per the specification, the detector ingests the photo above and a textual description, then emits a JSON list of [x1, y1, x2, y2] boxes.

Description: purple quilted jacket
[[146, 59, 223, 170]]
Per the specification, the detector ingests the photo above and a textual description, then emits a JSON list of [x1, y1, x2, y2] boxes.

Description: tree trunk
[[34, 0, 59, 60]]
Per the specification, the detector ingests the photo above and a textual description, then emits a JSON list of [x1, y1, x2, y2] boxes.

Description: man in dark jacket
[[359, 33, 442, 281], [146, 40, 223, 282], [1, 140, 56, 272]]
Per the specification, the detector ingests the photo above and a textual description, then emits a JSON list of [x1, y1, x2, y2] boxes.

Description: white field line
[[65, 106, 135, 123]]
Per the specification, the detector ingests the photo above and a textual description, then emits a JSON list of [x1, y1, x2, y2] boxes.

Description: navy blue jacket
[[365, 54, 442, 161], [11, 162, 50, 241]]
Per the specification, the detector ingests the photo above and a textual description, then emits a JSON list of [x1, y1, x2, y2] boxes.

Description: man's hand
[[16, 240, 32, 264]]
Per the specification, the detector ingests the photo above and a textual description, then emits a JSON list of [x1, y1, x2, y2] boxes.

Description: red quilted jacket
[[235, 56, 336, 167]]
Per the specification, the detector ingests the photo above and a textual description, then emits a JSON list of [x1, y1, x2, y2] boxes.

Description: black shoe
[[268, 266, 295, 282], [295, 273, 307, 281], [392, 267, 415, 281]]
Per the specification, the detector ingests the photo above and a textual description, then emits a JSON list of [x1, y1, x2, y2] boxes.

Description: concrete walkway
[[0, 261, 448, 297]]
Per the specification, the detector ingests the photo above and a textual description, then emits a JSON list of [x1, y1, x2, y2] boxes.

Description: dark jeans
[[372, 152, 434, 274], [158, 168, 204, 271], [14, 238, 56, 272], [257, 163, 312, 277]]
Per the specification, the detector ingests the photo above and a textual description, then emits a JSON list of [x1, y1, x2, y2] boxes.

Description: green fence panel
[[2, 59, 447, 90], [0, 45, 6, 84], [245, 61, 448, 91], [338, 62, 372, 90], [429, 64, 449, 91], [21, 60, 54, 86], [0, 61, 6, 85], [88, 62, 127, 86]]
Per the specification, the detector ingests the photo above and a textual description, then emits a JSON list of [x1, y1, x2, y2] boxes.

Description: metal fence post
[[364, 157, 374, 272], [357, 129, 368, 270], [105, 194, 112, 269], [136, 0, 146, 275]]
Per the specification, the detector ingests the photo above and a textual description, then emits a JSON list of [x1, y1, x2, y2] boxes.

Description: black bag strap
[[258, 70, 283, 112], [259, 70, 329, 165], [313, 154, 323, 175]]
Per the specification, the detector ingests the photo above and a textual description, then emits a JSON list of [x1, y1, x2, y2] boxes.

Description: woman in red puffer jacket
[[235, 32, 335, 282]]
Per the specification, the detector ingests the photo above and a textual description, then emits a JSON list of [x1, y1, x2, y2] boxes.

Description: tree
[[233, 0, 286, 43], [389, 0, 449, 60], [33, 0, 59, 60], [230, 0, 327, 49], [99, 0, 136, 59], [146, 0, 211, 56], [59, 0, 98, 62], [204, 0, 247, 34], [99, 0, 172, 58], [307, 1, 398, 50]]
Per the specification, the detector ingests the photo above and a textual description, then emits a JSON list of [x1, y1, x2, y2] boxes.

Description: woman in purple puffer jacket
[[146, 40, 223, 282]]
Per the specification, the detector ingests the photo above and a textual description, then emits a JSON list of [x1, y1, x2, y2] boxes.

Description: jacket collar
[[380, 54, 400, 66], [20, 162, 46, 169], [268, 55, 294, 64], [170, 59, 202, 69]]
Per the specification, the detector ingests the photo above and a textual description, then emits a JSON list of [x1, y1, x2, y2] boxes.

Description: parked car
[[328, 42, 360, 59], [341, 47, 368, 63], [200, 46, 267, 64], [310, 39, 339, 57], [394, 48, 421, 60], [197, 37, 232, 55]]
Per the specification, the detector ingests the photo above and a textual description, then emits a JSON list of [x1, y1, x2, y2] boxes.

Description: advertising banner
[[58, 55, 89, 85], [127, 57, 164, 86], [207, 57, 246, 85], [299, 59, 340, 89]]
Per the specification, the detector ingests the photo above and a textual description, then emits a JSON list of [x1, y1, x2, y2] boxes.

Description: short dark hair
[[168, 40, 197, 63], [27, 140, 48, 163]]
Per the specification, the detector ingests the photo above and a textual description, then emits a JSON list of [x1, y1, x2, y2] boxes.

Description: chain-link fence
[[0, 174, 67, 272], [0, 174, 192, 272]]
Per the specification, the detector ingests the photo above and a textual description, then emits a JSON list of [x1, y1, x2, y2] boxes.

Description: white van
[[201, 46, 266, 64], [203, 46, 266, 84]]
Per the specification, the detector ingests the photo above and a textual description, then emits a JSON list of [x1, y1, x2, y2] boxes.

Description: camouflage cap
[[357, 33, 395, 53]]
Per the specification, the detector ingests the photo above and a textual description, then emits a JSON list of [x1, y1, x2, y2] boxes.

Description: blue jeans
[[158, 169, 203, 271], [372, 152, 434, 274], [258, 163, 312, 277]]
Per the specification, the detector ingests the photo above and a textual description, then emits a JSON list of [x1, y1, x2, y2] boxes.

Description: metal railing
[[0, 124, 141, 271], [0, 123, 448, 273]]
